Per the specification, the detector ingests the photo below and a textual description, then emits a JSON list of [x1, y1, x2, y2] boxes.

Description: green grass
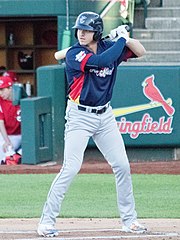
[[0, 174, 179, 218]]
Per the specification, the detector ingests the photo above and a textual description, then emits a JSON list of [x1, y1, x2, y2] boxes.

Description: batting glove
[[110, 25, 129, 43]]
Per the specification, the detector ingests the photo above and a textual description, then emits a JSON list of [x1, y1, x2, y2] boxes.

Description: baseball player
[[0, 76, 21, 164], [38, 12, 147, 237]]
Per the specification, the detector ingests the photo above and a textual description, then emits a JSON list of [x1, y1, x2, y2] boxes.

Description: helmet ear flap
[[93, 32, 99, 41], [93, 24, 103, 41], [93, 32, 102, 41]]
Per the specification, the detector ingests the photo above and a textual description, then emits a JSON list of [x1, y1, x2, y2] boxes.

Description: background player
[[38, 11, 147, 237], [0, 76, 21, 164]]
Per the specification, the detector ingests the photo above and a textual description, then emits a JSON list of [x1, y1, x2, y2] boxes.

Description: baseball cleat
[[122, 221, 147, 234], [37, 224, 59, 237]]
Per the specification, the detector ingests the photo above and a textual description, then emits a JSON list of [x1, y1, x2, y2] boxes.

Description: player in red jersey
[[0, 76, 21, 164]]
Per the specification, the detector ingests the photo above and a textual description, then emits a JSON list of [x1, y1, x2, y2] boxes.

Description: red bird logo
[[142, 75, 175, 116]]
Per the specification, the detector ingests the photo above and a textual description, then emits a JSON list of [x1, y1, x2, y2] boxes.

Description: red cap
[[2, 71, 18, 82], [0, 76, 13, 89]]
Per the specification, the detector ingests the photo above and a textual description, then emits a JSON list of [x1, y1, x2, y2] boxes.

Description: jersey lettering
[[89, 67, 114, 77], [16, 109, 21, 122]]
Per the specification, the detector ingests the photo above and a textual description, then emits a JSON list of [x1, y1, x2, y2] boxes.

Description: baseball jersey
[[0, 98, 21, 135], [65, 37, 137, 106]]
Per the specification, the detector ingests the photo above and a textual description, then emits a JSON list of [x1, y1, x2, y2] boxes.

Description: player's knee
[[63, 162, 82, 177], [70, 165, 81, 176], [111, 158, 130, 175]]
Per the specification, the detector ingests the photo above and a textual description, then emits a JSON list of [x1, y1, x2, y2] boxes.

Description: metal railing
[[135, 0, 163, 28]]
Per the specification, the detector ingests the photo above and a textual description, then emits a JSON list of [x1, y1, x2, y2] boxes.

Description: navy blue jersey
[[65, 38, 137, 106]]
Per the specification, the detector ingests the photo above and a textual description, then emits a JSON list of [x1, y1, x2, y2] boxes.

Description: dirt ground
[[0, 218, 180, 240], [0, 159, 180, 174], [0, 159, 180, 239]]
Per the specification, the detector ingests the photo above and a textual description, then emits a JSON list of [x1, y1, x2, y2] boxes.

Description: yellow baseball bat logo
[[112, 98, 173, 117]]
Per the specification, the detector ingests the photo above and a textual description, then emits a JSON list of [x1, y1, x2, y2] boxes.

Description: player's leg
[[0, 134, 21, 164], [8, 135, 21, 151], [38, 103, 95, 236], [93, 107, 141, 229], [0, 134, 5, 163], [38, 128, 90, 236]]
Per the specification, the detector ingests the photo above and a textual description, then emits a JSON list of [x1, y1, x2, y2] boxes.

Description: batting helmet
[[72, 12, 103, 41]]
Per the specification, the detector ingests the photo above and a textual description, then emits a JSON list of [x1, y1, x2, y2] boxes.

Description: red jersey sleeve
[[117, 46, 137, 64], [0, 99, 5, 120]]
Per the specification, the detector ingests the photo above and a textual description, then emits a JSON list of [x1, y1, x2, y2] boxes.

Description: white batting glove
[[110, 25, 129, 43], [109, 28, 118, 41]]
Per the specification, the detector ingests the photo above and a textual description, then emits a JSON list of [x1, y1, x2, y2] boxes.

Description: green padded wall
[[112, 66, 180, 147], [37, 65, 66, 163], [21, 97, 52, 164]]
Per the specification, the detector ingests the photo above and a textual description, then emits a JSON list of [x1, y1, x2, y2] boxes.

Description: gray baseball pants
[[39, 100, 137, 227]]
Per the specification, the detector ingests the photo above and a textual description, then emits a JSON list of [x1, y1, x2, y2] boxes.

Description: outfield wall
[[21, 65, 180, 164]]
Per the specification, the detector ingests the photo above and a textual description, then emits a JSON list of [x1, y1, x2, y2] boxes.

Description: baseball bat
[[100, 0, 118, 18], [54, 47, 71, 60]]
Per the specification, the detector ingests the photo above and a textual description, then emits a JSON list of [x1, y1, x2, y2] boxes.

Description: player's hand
[[116, 25, 129, 43], [109, 28, 118, 41], [3, 142, 13, 153], [110, 25, 129, 43]]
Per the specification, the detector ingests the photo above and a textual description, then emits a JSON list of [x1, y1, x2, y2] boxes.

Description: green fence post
[[37, 64, 66, 163], [21, 97, 52, 164]]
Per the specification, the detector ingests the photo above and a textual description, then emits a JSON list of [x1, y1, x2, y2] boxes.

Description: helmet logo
[[79, 16, 87, 24]]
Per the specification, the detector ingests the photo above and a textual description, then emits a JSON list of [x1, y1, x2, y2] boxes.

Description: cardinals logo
[[142, 75, 175, 116], [113, 74, 175, 139]]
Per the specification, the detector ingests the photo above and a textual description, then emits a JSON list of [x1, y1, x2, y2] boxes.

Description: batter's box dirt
[[0, 218, 180, 240], [0, 160, 180, 174]]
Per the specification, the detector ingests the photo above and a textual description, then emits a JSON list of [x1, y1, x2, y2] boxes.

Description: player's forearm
[[88, 38, 126, 68], [0, 120, 11, 144], [126, 38, 146, 57]]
